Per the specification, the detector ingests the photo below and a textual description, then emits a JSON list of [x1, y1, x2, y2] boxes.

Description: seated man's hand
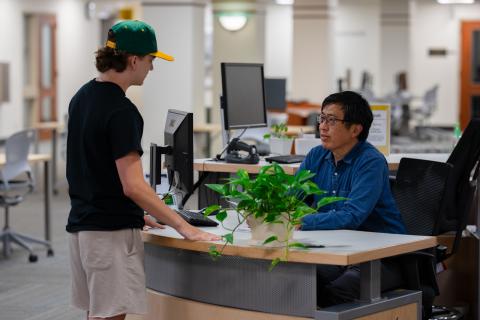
[[143, 215, 166, 230]]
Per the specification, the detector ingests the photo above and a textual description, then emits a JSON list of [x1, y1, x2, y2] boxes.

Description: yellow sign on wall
[[367, 104, 390, 156]]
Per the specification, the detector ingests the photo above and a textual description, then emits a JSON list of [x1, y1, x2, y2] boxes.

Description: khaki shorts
[[69, 229, 147, 318]]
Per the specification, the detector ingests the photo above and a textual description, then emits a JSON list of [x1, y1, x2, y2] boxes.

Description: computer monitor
[[149, 109, 193, 195], [264, 78, 286, 112], [221, 63, 268, 130], [165, 109, 193, 194]]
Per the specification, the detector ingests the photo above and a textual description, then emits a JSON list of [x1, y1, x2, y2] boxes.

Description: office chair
[[413, 85, 439, 128], [391, 157, 453, 320], [426, 119, 480, 320], [0, 129, 53, 262]]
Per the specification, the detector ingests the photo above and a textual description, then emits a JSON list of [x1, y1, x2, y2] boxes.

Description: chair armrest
[[435, 245, 448, 262], [394, 249, 439, 295]]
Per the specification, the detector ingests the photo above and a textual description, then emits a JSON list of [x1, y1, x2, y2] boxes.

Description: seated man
[[298, 91, 406, 307]]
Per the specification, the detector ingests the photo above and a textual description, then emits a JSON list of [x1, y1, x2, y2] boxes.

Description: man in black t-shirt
[[66, 20, 219, 320]]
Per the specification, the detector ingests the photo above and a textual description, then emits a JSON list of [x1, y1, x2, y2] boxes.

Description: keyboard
[[265, 155, 306, 164], [175, 209, 219, 227]]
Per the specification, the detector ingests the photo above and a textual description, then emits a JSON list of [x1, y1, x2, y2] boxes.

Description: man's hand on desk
[[143, 215, 166, 230], [177, 223, 221, 241]]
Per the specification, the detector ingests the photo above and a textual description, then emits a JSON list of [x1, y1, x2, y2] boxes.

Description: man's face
[[318, 104, 362, 155], [131, 55, 155, 85]]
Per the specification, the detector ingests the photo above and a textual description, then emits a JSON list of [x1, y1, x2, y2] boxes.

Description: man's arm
[[301, 156, 386, 230], [115, 151, 220, 241]]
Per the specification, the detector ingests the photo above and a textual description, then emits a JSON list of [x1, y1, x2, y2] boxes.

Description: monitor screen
[[164, 109, 193, 194], [264, 78, 286, 111], [221, 63, 268, 130]]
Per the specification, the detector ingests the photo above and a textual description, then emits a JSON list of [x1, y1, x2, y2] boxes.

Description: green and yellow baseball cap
[[106, 20, 174, 61]]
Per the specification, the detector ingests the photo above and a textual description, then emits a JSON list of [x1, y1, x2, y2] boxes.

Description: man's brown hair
[[95, 30, 145, 73]]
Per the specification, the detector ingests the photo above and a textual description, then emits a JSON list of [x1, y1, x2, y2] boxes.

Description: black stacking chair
[[439, 119, 480, 259], [391, 158, 453, 319], [392, 120, 480, 319], [429, 119, 480, 319]]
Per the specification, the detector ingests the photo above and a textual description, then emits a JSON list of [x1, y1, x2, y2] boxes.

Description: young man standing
[[66, 20, 219, 320], [298, 91, 406, 306]]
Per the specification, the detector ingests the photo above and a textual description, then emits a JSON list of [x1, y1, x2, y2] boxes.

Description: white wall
[[0, 0, 99, 138], [379, 0, 409, 97], [291, 0, 336, 104], [142, 1, 206, 152], [409, 0, 480, 125], [0, 0, 23, 137], [264, 3, 293, 96], [211, 2, 266, 122], [334, 0, 381, 95]]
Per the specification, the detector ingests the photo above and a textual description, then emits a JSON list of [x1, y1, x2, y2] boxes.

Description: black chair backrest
[[431, 119, 480, 258], [441, 119, 480, 234], [392, 158, 452, 236]]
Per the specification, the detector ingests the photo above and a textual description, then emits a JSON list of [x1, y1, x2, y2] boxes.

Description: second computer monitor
[[164, 109, 193, 194], [221, 63, 268, 130], [264, 78, 287, 112]]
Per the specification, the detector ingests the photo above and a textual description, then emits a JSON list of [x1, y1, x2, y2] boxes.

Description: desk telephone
[[224, 138, 260, 164]]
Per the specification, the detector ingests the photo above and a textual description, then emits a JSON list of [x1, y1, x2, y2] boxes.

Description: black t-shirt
[[66, 79, 145, 232]]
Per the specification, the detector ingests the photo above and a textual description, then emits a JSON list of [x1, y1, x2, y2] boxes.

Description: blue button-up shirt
[[299, 141, 406, 234]]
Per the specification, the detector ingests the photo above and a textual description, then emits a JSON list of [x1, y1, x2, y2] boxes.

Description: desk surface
[[193, 123, 221, 133], [31, 121, 64, 130], [0, 153, 51, 166], [285, 125, 315, 136], [143, 214, 435, 266], [194, 153, 451, 174], [192, 124, 315, 136], [194, 158, 299, 175]]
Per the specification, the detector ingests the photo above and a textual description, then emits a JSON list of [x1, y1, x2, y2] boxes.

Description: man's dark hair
[[95, 30, 145, 73], [321, 91, 373, 141]]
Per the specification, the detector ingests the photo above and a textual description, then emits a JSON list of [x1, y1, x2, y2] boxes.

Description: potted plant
[[263, 123, 293, 155], [204, 163, 343, 270]]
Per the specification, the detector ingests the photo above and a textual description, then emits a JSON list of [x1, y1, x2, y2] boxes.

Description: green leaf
[[316, 196, 347, 209], [301, 180, 323, 195], [223, 233, 234, 244], [208, 246, 221, 260], [237, 169, 249, 181], [216, 210, 228, 222], [288, 242, 308, 249], [295, 169, 316, 183], [262, 235, 278, 245], [204, 205, 221, 216], [268, 258, 282, 272], [259, 164, 274, 175], [263, 133, 271, 139], [205, 184, 226, 195]]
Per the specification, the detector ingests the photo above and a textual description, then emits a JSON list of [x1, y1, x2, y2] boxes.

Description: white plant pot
[[295, 138, 322, 155], [269, 138, 293, 155], [246, 214, 292, 247]]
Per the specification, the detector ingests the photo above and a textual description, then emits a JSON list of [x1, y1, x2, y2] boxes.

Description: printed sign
[[368, 104, 390, 156]]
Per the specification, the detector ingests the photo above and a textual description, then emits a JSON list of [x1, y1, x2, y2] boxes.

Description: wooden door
[[37, 15, 57, 139], [460, 21, 480, 130]]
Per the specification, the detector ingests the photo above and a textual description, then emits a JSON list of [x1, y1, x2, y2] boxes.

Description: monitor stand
[[160, 171, 185, 210]]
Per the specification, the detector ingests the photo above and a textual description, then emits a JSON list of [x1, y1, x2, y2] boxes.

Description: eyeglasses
[[317, 114, 348, 126]]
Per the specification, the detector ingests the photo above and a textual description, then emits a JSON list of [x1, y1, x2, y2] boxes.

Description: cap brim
[[150, 51, 174, 61]]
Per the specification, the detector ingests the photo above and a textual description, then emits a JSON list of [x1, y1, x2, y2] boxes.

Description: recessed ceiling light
[[437, 0, 474, 4], [276, 0, 295, 5]]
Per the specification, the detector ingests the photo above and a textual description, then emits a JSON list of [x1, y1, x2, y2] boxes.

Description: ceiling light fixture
[[218, 13, 248, 32], [437, 0, 474, 4], [276, 0, 295, 5]]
